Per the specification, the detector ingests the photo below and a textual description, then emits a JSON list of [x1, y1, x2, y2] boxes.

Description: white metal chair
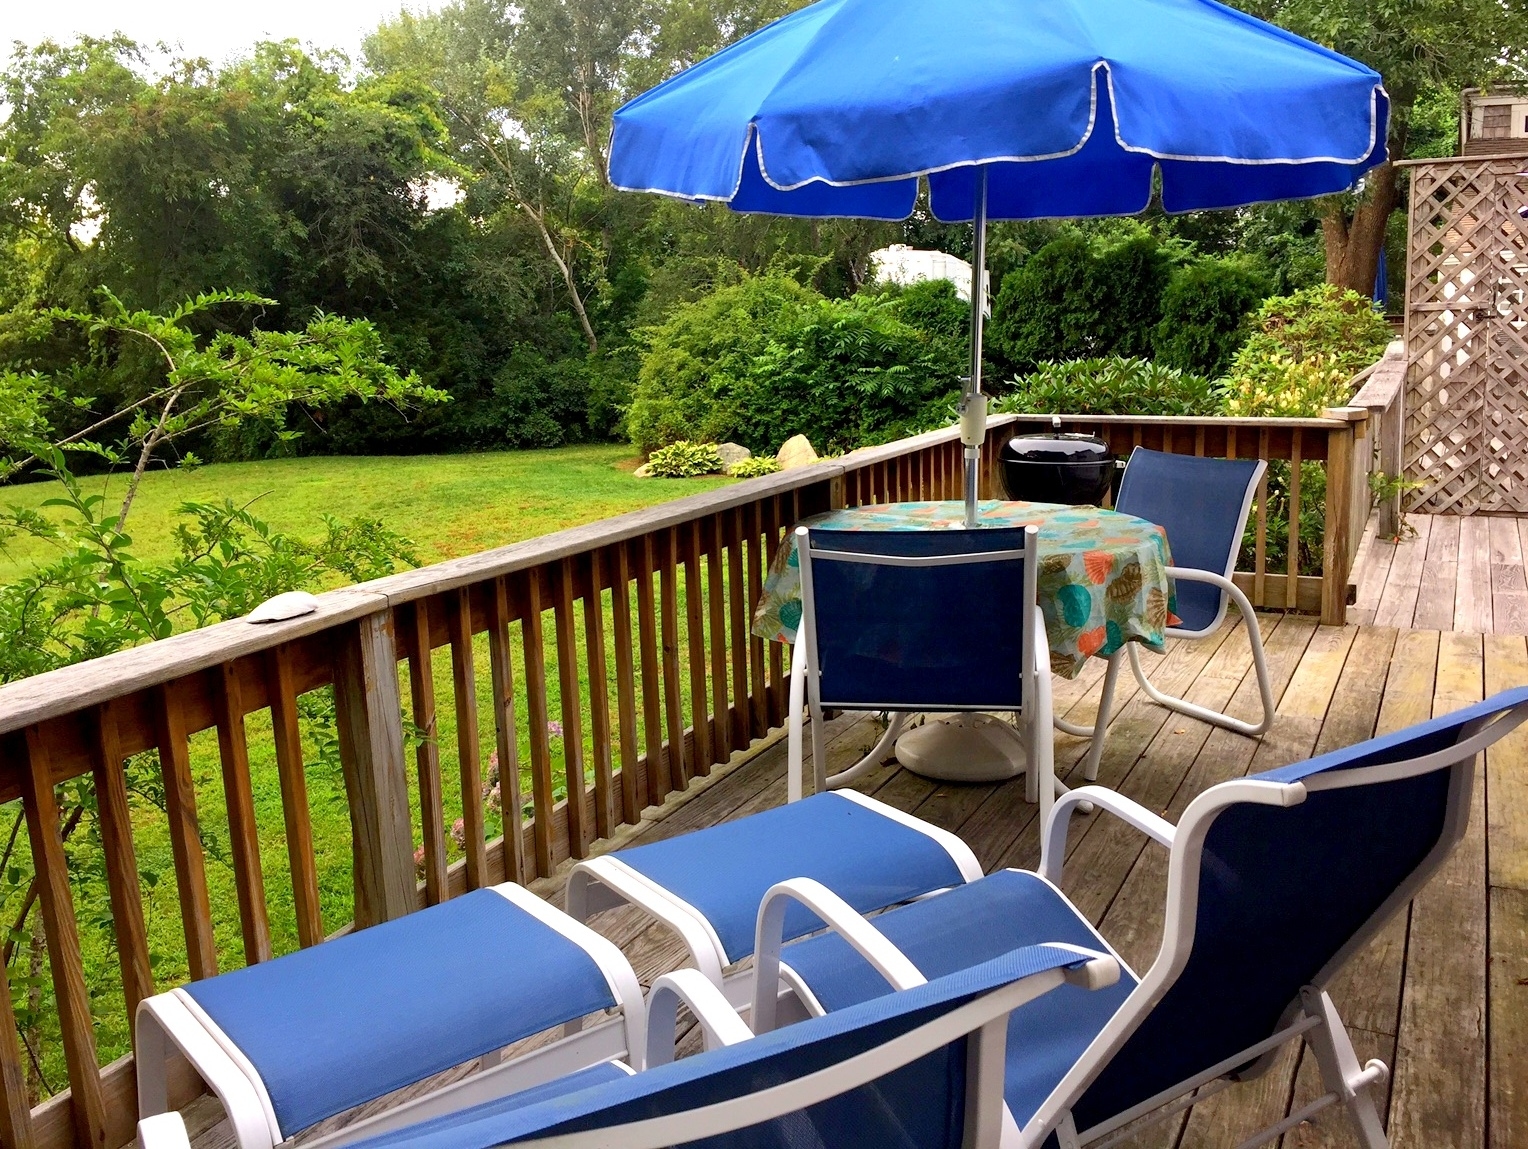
[[749, 686, 1528, 1148], [1061, 447, 1275, 780], [790, 522, 1055, 809]]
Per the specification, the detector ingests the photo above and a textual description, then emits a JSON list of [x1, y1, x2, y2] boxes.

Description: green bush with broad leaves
[[993, 358, 1219, 417], [1151, 256, 1271, 378], [646, 440, 725, 478], [727, 455, 781, 478], [628, 275, 967, 457]]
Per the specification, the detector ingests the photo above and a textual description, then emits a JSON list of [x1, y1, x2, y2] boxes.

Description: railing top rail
[[1350, 341, 1406, 411], [1003, 412, 1359, 429], [0, 589, 387, 737]]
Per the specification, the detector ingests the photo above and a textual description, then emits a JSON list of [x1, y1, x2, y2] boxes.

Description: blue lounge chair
[[566, 789, 983, 996], [789, 522, 1054, 804], [744, 687, 1528, 1148], [1060, 447, 1273, 780], [138, 945, 1120, 1149], [136, 883, 645, 1149]]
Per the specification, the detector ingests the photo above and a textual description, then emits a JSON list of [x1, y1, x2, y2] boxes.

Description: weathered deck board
[[182, 615, 1525, 1149], [1354, 513, 1528, 634]]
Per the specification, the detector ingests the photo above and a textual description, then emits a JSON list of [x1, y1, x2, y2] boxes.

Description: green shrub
[[993, 357, 1219, 417], [1220, 284, 1393, 418], [1152, 257, 1271, 377], [629, 274, 966, 457], [728, 455, 781, 478], [647, 440, 725, 477], [988, 225, 1172, 374]]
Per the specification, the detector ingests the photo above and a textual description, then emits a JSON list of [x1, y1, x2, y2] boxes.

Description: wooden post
[[1321, 415, 1359, 627], [332, 609, 416, 928]]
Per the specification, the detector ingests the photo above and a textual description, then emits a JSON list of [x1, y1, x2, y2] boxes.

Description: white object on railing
[[245, 591, 321, 624]]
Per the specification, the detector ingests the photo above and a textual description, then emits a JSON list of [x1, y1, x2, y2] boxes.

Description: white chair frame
[[789, 524, 1055, 816], [1057, 454, 1274, 781], [748, 702, 1528, 1149]]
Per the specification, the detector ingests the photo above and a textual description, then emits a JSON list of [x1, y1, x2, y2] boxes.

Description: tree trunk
[[1322, 160, 1398, 297]]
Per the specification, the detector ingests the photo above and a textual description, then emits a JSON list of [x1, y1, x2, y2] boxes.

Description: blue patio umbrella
[[610, 0, 1388, 525]]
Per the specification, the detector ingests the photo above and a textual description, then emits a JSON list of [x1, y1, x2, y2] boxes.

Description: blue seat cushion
[[780, 870, 1136, 1129], [183, 888, 619, 1135], [613, 792, 972, 964]]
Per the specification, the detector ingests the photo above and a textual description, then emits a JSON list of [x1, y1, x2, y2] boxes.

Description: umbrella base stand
[[896, 713, 1026, 783]]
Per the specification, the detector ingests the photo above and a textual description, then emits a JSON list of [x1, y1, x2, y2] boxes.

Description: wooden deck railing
[[0, 394, 1377, 1149], [1352, 341, 1407, 540]]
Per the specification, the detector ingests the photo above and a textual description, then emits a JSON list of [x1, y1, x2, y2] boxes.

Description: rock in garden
[[716, 442, 752, 468], [776, 434, 819, 469], [633, 462, 654, 478]]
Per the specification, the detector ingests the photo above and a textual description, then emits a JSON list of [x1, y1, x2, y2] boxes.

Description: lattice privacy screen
[[1405, 155, 1528, 514]]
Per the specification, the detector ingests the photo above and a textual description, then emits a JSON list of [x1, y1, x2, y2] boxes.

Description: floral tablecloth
[[752, 500, 1179, 679]]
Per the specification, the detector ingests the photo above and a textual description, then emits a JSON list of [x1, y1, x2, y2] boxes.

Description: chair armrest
[[1040, 786, 1176, 884], [138, 1114, 192, 1149], [752, 877, 925, 1034], [646, 969, 755, 1066]]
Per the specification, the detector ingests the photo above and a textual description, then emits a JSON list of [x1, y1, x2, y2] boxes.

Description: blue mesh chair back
[[1114, 448, 1262, 633], [1070, 688, 1528, 1131], [349, 946, 1088, 1149], [803, 526, 1031, 711]]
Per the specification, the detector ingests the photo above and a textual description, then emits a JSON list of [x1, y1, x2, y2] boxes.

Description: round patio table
[[752, 499, 1179, 678], [751, 499, 1180, 783]]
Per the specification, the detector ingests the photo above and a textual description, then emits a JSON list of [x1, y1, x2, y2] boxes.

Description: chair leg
[[1127, 615, 1275, 738], [822, 712, 908, 791], [810, 698, 828, 794], [1301, 987, 1390, 1149], [787, 642, 808, 802]]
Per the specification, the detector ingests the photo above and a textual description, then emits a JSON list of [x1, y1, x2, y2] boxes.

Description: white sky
[[2, 1, 441, 68]]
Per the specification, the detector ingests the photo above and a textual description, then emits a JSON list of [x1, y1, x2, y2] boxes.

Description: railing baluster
[[154, 687, 218, 980], [520, 571, 556, 877], [267, 645, 323, 946], [486, 578, 527, 883], [609, 543, 643, 821], [685, 519, 712, 776], [659, 527, 688, 790], [553, 559, 589, 858], [448, 588, 489, 889], [0, 953, 33, 1149], [727, 508, 750, 750], [747, 500, 769, 739], [765, 496, 786, 727], [1287, 430, 1303, 610], [636, 534, 668, 801], [212, 664, 271, 965], [1255, 428, 1270, 608], [582, 553, 615, 841], [19, 728, 107, 1147], [707, 514, 732, 767], [405, 601, 449, 904], [90, 704, 153, 1020]]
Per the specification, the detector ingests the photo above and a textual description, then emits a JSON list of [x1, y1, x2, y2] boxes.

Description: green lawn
[[0, 444, 731, 578]]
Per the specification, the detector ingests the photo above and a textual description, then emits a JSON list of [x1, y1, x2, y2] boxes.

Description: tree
[[1243, 0, 1528, 294]]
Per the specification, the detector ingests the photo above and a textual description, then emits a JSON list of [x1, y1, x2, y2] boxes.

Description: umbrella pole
[[961, 167, 990, 527]]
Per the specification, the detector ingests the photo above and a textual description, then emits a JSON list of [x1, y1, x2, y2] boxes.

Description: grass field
[[0, 443, 730, 579], [0, 445, 745, 1098]]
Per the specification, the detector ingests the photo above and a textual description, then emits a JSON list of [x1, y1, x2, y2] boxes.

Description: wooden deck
[[184, 613, 1528, 1149], [1351, 513, 1528, 634]]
